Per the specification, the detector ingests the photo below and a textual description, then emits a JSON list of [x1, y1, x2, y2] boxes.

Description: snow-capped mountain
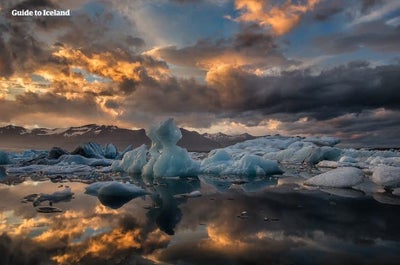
[[202, 132, 257, 147], [0, 124, 222, 152]]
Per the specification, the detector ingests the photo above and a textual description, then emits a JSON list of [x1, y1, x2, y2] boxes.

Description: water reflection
[[0, 175, 400, 265]]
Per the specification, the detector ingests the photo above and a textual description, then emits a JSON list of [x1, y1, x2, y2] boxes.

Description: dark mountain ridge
[[0, 124, 224, 152]]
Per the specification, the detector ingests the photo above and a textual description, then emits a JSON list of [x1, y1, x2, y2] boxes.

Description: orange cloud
[[234, 0, 321, 35], [53, 47, 169, 82]]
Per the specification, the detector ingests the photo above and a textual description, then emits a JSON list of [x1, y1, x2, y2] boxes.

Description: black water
[[0, 172, 399, 265]]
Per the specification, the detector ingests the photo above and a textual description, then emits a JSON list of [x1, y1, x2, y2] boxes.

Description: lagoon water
[[1, 170, 400, 265]]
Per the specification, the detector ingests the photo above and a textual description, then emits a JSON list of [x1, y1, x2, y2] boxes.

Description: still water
[[1, 170, 400, 265]]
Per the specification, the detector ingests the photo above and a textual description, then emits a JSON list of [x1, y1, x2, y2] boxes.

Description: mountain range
[[0, 124, 258, 152]]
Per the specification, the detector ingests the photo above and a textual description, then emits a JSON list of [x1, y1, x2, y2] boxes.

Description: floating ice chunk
[[116, 145, 133, 160], [72, 142, 105, 158], [317, 160, 339, 168], [98, 182, 147, 197], [352, 181, 385, 194], [392, 188, 400, 196], [153, 145, 200, 177], [85, 181, 147, 197], [367, 156, 400, 167], [304, 167, 364, 188], [339, 156, 358, 163], [203, 149, 231, 164], [371, 165, 400, 187], [104, 143, 118, 159], [201, 150, 233, 175], [58, 155, 113, 167], [85, 181, 148, 209], [222, 155, 283, 176], [111, 145, 148, 174], [34, 188, 74, 206], [263, 141, 341, 164], [201, 150, 282, 176], [0, 151, 11, 165]]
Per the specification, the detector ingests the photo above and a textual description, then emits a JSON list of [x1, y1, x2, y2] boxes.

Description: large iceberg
[[113, 119, 200, 177], [150, 119, 200, 177]]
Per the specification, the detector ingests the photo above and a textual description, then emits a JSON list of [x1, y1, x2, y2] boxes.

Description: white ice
[[113, 119, 200, 177], [304, 167, 364, 188], [371, 165, 400, 187]]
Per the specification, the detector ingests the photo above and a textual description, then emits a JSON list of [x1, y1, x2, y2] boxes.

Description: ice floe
[[304, 167, 364, 188], [371, 165, 400, 187], [85, 181, 148, 209]]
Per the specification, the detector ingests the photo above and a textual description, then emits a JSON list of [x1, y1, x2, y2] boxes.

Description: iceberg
[[263, 141, 341, 164], [222, 155, 283, 176], [201, 149, 282, 176], [111, 119, 199, 177], [304, 167, 364, 188], [371, 165, 400, 187], [71, 142, 119, 159], [111, 145, 148, 174], [85, 181, 148, 209], [151, 119, 200, 177], [392, 188, 400, 196]]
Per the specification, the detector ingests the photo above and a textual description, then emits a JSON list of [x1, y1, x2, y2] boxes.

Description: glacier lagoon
[[1, 119, 400, 264]]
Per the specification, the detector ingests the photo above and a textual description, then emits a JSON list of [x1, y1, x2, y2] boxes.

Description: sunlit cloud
[[233, 0, 321, 35]]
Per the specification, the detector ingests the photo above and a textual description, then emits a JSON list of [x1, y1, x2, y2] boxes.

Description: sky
[[0, 0, 399, 147]]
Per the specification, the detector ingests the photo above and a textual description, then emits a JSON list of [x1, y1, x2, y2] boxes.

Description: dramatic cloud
[[148, 25, 292, 72], [233, 0, 321, 35], [0, 0, 399, 146], [316, 21, 400, 54]]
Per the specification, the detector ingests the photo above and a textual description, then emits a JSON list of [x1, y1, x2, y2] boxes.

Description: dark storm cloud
[[0, 0, 148, 78], [313, 1, 344, 21], [277, 109, 400, 147], [206, 62, 400, 119], [114, 59, 400, 147], [0, 38, 14, 77], [316, 21, 400, 54], [0, 92, 108, 123]]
